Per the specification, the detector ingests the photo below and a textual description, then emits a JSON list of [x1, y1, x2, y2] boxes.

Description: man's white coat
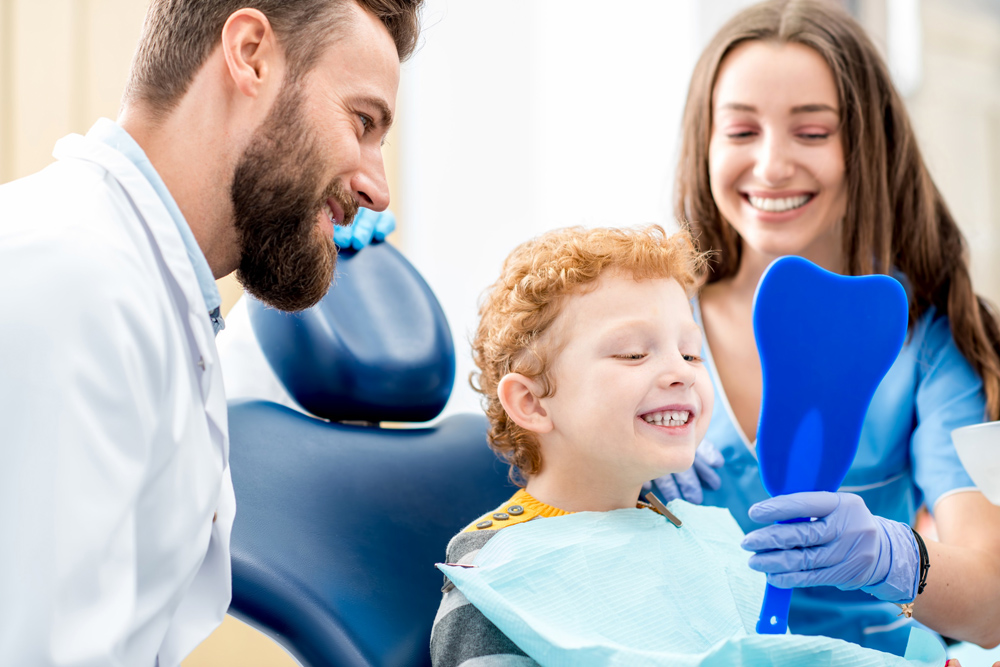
[[0, 128, 235, 667]]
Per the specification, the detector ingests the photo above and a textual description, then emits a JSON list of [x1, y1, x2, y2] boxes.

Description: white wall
[[397, 0, 1000, 421], [907, 0, 1000, 308], [398, 0, 701, 418]]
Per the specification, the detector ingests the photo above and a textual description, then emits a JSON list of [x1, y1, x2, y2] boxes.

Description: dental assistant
[[655, 0, 1000, 655], [0, 1, 421, 665]]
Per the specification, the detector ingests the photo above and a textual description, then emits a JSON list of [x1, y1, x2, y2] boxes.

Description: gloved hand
[[333, 208, 396, 251], [741, 491, 919, 602], [642, 440, 723, 504]]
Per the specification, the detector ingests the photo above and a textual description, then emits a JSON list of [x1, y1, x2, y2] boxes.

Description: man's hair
[[123, 0, 422, 116], [471, 225, 705, 486]]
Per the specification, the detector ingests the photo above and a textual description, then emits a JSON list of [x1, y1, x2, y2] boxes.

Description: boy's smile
[[525, 272, 714, 511], [640, 406, 696, 430]]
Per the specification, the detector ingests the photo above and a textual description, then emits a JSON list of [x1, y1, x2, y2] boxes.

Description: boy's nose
[[657, 356, 696, 388]]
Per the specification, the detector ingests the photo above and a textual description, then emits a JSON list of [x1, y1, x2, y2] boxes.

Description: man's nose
[[351, 144, 390, 212], [753, 131, 795, 186]]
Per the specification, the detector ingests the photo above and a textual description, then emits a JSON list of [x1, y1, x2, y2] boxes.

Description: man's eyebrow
[[357, 96, 394, 129], [716, 102, 838, 115]]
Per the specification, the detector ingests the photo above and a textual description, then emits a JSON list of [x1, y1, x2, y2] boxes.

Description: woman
[[671, 0, 1000, 655]]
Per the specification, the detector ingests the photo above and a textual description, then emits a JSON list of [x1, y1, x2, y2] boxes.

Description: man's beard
[[231, 81, 357, 312]]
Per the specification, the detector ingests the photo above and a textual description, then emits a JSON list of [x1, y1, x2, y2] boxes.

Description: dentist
[[0, 0, 421, 665]]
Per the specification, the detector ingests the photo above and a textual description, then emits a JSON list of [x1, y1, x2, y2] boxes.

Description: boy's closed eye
[[612, 352, 704, 363]]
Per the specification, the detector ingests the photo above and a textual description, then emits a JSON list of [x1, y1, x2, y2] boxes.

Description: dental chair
[[226, 243, 514, 667]]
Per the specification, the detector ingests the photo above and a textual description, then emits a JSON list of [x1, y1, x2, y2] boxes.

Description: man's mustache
[[323, 181, 359, 228]]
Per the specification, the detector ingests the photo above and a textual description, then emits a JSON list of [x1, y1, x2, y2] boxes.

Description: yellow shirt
[[462, 488, 663, 533]]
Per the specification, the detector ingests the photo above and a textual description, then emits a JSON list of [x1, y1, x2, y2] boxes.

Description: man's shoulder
[[2, 157, 112, 200], [1, 158, 141, 241], [1, 160, 159, 282], [0, 165, 174, 347]]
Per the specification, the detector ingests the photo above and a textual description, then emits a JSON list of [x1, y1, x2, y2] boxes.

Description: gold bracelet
[[894, 529, 929, 618]]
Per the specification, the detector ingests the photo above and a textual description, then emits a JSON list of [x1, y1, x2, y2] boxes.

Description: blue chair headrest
[[248, 243, 456, 423]]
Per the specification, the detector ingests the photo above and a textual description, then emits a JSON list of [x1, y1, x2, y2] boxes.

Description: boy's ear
[[497, 373, 553, 434]]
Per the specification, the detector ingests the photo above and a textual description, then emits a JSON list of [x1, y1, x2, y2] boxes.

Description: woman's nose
[[753, 132, 795, 186]]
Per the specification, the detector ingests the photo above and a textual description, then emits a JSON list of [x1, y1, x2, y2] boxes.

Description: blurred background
[[2, 0, 999, 664]]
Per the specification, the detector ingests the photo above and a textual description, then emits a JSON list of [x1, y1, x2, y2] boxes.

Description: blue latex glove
[[741, 491, 919, 602], [333, 208, 396, 251], [642, 440, 723, 504]]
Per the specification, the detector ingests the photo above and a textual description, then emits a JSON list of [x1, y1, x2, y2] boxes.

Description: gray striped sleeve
[[431, 530, 538, 667], [454, 656, 538, 667]]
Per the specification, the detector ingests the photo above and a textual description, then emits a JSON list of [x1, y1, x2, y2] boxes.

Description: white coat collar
[[53, 126, 209, 333], [85, 118, 224, 334]]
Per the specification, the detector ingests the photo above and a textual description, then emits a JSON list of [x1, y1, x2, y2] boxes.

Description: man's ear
[[220, 8, 279, 99], [497, 373, 553, 434]]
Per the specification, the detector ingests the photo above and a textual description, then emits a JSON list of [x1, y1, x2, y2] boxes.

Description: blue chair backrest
[[247, 242, 456, 423], [227, 243, 515, 667]]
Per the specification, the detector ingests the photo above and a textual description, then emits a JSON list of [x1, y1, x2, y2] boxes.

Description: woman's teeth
[[642, 410, 690, 426], [747, 194, 811, 212]]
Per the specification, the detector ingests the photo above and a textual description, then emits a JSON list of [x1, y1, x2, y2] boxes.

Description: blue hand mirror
[[752, 256, 908, 634]]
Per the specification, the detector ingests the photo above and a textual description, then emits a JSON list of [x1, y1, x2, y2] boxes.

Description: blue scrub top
[[693, 298, 982, 655]]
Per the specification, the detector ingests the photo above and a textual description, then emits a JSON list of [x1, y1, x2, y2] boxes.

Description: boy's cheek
[[695, 419, 711, 445], [698, 383, 715, 434], [695, 397, 714, 443]]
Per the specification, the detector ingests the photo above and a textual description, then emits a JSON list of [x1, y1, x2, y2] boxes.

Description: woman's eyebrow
[[716, 102, 838, 115], [790, 103, 838, 114], [717, 102, 756, 112]]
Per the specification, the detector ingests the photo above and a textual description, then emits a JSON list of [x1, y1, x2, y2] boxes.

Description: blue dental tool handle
[[751, 257, 908, 635]]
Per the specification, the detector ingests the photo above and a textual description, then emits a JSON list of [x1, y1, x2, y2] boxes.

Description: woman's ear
[[497, 373, 553, 434]]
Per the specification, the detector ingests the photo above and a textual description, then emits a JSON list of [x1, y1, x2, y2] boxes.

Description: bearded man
[[0, 1, 421, 665]]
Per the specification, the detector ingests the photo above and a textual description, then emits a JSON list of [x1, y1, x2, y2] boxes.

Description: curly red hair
[[470, 225, 706, 485]]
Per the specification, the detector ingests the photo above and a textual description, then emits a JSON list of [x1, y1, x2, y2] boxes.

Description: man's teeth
[[322, 202, 336, 224], [642, 410, 690, 426], [747, 194, 811, 212]]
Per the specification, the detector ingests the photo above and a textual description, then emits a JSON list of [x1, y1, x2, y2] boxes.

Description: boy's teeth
[[747, 194, 810, 212], [642, 410, 690, 426]]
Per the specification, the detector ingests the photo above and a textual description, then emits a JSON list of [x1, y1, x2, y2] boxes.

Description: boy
[[430, 224, 713, 666], [429, 225, 952, 667]]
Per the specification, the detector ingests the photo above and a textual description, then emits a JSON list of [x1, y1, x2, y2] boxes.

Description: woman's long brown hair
[[675, 0, 1000, 419]]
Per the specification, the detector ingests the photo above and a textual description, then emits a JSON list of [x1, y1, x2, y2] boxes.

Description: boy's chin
[[649, 454, 698, 480]]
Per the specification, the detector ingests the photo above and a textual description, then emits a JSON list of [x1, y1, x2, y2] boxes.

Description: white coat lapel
[[52, 131, 229, 460], [53, 128, 237, 667]]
